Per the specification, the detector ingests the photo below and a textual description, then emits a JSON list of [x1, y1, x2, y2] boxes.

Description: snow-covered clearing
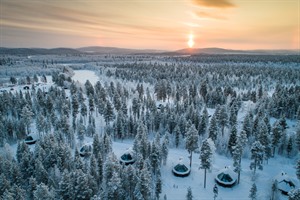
[[72, 70, 99, 85]]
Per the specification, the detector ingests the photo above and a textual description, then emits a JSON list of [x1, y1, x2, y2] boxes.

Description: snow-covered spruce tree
[[271, 180, 279, 200], [286, 136, 294, 157], [208, 114, 218, 143], [74, 169, 94, 200], [104, 100, 114, 125], [88, 97, 95, 115], [250, 141, 264, 176], [138, 162, 152, 200], [242, 112, 253, 138], [34, 182, 54, 200], [272, 121, 283, 156], [174, 125, 181, 148], [20, 104, 34, 135], [200, 139, 212, 188], [155, 172, 162, 200], [77, 119, 86, 145], [288, 188, 300, 200], [59, 169, 74, 200], [185, 124, 199, 168], [296, 159, 300, 181], [36, 112, 45, 134], [161, 135, 169, 165], [198, 107, 209, 136], [123, 165, 137, 199], [71, 94, 79, 118], [150, 141, 161, 174], [296, 125, 300, 152], [89, 155, 99, 188], [8, 184, 26, 200], [258, 121, 272, 163], [217, 105, 228, 137], [80, 102, 87, 121], [186, 187, 193, 200], [92, 134, 102, 159], [229, 105, 238, 128], [232, 130, 247, 184], [107, 171, 124, 200], [228, 124, 238, 156], [249, 183, 257, 200]]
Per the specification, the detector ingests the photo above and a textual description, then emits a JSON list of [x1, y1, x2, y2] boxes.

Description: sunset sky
[[1, 0, 299, 50]]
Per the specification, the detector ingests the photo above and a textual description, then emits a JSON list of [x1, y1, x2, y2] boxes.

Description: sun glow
[[188, 34, 194, 48]]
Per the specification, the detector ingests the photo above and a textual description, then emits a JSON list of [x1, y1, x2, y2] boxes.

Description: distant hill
[[171, 47, 299, 55], [0, 47, 82, 55], [0, 46, 298, 56], [77, 46, 165, 54]]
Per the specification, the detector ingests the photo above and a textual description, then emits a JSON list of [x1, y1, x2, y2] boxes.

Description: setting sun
[[188, 34, 194, 48]]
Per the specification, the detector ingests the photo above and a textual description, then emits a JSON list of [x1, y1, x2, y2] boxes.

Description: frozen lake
[[72, 70, 99, 85]]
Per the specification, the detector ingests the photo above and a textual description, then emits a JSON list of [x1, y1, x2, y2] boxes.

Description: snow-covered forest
[[0, 53, 300, 200]]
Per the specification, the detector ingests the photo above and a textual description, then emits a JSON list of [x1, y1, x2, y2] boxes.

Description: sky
[[0, 0, 299, 50]]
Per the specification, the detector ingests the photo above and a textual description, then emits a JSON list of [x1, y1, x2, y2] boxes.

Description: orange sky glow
[[1, 0, 299, 50]]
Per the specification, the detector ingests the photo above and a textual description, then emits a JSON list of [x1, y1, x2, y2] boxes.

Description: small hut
[[172, 158, 190, 177], [24, 134, 37, 145], [274, 172, 296, 195], [215, 166, 237, 187], [79, 143, 92, 157], [120, 148, 135, 165]]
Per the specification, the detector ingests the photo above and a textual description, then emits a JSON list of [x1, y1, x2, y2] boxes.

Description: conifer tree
[[155, 172, 162, 200], [217, 105, 228, 137], [232, 130, 247, 184], [161, 136, 169, 165], [272, 121, 283, 156], [287, 137, 293, 157], [34, 183, 54, 200], [288, 188, 300, 200], [200, 139, 212, 188], [249, 183, 257, 200], [20, 104, 34, 134], [228, 125, 237, 156], [104, 101, 114, 125], [250, 141, 264, 176], [296, 160, 300, 181], [185, 125, 199, 168], [186, 187, 193, 200], [174, 125, 180, 148], [296, 125, 300, 152], [208, 114, 218, 143]]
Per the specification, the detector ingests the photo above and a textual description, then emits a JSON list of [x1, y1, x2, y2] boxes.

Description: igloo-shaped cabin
[[274, 172, 296, 195], [215, 166, 237, 187], [172, 158, 190, 177], [79, 143, 92, 157], [119, 148, 135, 165], [24, 134, 37, 145]]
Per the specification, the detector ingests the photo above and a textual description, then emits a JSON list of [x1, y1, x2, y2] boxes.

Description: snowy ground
[[72, 70, 99, 85], [112, 139, 297, 200]]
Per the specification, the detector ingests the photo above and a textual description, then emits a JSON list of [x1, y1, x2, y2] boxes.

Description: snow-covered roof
[[120, 148, 135, 165], [79, 143, 93, 157], [274, 171, 296, 194], [24, 134, 38, 145], [215, 166, 237, 186], [172, 164, 191, 176]]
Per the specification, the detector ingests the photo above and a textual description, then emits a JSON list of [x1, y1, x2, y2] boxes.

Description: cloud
[[192, 0, 235, 8], [196, 11, 226, 19]]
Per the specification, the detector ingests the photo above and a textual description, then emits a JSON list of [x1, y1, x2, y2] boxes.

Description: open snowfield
[[72, 70, 100, 85]]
